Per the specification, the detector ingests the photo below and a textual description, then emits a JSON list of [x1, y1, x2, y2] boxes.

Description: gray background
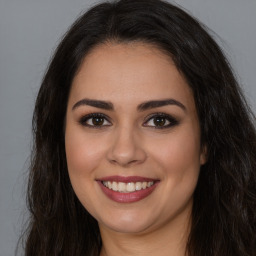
[[0, 0, 255, 255]]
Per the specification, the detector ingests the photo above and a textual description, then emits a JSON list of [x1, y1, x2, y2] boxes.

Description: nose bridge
[[107, 123, 146, 166]]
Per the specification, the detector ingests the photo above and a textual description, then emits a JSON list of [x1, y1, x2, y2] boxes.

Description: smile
[[97, 176, 159, 203], [102, 181, 155, 193]]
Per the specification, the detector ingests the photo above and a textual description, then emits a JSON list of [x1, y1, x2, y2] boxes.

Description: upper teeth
[[102, 181, 154, 193]]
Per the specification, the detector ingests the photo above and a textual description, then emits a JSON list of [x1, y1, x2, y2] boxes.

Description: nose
[[107, 126, 147, 167]]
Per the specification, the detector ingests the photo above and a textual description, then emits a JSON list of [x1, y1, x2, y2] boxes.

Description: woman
[[22, 0, 256, 255]]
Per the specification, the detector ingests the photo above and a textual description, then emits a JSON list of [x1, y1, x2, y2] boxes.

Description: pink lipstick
[[97, 176, 159, 203]]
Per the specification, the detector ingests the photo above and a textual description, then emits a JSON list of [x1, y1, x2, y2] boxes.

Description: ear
[[200, 144, 207, 165]]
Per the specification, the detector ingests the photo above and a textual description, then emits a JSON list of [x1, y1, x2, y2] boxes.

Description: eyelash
[[78, 112, 178, 129], [143, 112, 179, 129], [79, 113, 111, 129]]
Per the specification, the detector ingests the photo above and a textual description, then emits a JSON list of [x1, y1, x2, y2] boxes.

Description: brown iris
[[153, 117, 166, 127], [92, 117, 104, 126]]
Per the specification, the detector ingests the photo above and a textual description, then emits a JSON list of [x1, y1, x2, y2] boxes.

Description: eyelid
[[79, 113, 112, 128], [143, 112, 179, 128], [78, 112, 179, 129]]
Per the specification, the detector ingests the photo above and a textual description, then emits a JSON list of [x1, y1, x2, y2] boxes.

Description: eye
[[143, 113, 178, 129], [79, 113, 111, 128]]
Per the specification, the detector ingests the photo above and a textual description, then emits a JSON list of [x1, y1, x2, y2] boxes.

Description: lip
[[98, 175, 158, 183], [96, 176, 160, 203]]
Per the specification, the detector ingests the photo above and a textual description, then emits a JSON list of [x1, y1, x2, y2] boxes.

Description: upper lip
[[97, 175, 159, 183]]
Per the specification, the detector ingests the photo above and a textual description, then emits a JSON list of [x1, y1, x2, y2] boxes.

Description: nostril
[[108, 158, 140, 166], [106, 133, 147, 166]]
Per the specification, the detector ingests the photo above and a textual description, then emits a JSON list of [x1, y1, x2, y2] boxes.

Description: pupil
[[92, 117, 104, 126], [154, 117, 165, 126]]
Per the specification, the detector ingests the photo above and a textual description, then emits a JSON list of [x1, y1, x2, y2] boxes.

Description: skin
[[65, 42, 207, 256]]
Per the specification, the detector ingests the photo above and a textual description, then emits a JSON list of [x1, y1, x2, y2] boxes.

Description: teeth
[[102, 181, 155, 193], [107, 181, 112, 189], [147, 181, 153, 187], [135, 182, 142, 191], [127, 182, 135, 192], [112, 181, 118, 191], [118, 182, 126, 192]]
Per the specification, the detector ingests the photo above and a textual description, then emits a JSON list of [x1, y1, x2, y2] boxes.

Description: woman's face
[[65, 42, 206, 234]]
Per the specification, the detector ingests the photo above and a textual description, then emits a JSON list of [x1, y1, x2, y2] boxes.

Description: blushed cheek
[[154, 131, 201, 179], [65, 131, 106, 180]]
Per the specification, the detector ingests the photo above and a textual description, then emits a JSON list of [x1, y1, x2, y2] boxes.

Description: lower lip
[[97, 181, 159, 203]]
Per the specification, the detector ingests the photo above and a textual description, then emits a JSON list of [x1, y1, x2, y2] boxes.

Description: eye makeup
[[143, 112, 179, 129], [78, 113, 112, 128], [78, 111, 179, 130]]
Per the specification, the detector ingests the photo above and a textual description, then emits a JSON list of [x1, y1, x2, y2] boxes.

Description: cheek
[[153, 130, 201, 166], [148, 126, 202, 189], [65, 127, 109, 217], [151, 130, 201, 213], [65, 128, 105, 180]]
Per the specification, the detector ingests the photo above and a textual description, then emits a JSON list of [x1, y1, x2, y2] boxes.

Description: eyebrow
[[137, 99, 186, 112], [72, 98, 114, 111], [72, 98, 186, 112]]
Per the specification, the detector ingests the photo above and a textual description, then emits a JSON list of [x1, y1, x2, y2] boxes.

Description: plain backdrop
[[0, 0, 255, 255]]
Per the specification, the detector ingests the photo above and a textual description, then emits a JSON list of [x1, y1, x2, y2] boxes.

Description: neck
[[99, 208, 191, 256]]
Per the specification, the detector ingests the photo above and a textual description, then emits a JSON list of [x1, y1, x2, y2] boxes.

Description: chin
[[96, 208, 159, 234]]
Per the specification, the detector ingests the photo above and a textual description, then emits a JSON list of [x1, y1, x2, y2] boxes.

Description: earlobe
[[200, 145, 208, 165]]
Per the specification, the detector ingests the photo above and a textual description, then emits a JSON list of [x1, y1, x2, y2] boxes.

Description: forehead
[[69, 42, 194, 109]]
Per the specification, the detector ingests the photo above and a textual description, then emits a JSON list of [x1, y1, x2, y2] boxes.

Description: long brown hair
[[20, 0, 256, 255]]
